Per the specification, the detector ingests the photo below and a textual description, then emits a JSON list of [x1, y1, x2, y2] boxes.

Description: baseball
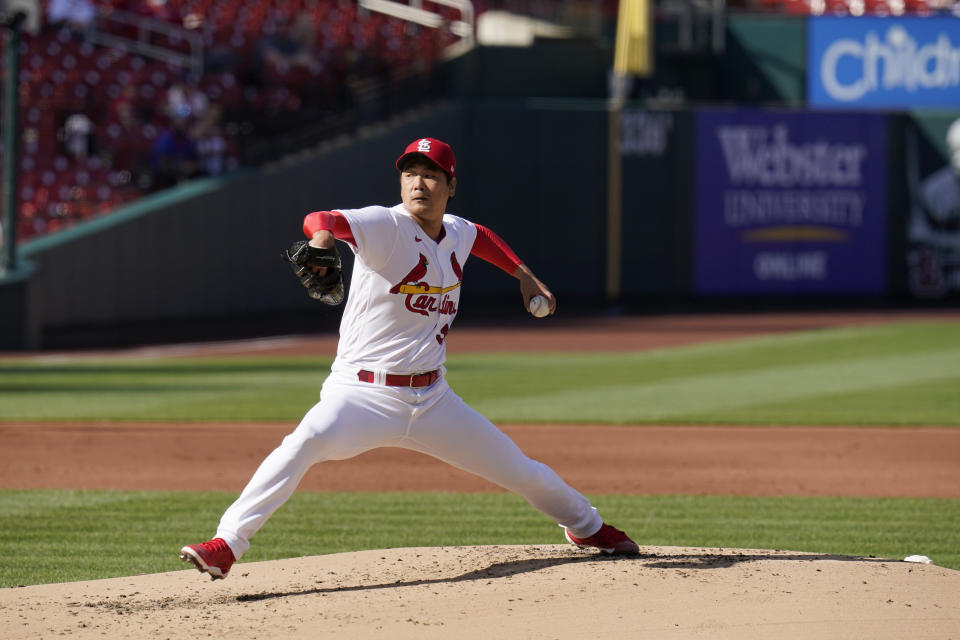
[[528, 295, 550, 318]]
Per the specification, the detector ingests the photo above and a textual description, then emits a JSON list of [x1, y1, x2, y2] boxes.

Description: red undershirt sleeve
[[302, 210, 357, 247], [470, 223, 523, 275]]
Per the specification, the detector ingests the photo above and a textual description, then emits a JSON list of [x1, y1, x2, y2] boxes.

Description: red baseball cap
[[396, 138, 456, 179]]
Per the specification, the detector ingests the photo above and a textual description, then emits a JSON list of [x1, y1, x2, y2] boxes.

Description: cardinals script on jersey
[[331, 204, 477, 374]]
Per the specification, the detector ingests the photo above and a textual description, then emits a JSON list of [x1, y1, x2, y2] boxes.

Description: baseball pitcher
[[180, 138, 639, 580]]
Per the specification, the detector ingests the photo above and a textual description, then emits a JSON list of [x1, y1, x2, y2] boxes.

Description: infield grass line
[[0, 489, 957, 587]]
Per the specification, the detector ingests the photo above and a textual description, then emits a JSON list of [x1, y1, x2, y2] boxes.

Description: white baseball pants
[[215, 371, 602, 559]]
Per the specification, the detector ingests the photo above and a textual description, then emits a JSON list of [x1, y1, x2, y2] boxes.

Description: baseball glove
[[282, 240, 344, 305]]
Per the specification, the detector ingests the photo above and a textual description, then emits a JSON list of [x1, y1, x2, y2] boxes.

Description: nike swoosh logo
[[415, 237, 423, 242]]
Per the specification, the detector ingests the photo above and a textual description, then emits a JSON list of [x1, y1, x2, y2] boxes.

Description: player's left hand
[[282, 240, 345, 305]]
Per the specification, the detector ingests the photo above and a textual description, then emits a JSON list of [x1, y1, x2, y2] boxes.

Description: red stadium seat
[[15, 0, 458, 240]]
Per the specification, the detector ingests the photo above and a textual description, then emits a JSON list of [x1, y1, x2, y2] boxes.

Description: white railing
[[358, 0, 476, 58]]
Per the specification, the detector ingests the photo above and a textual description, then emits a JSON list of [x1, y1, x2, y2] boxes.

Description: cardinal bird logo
[[390, 252, 462, 317], [390, 254, 431, 294]]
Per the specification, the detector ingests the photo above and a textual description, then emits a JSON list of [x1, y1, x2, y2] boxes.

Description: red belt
[[357, 369, 440, 387]]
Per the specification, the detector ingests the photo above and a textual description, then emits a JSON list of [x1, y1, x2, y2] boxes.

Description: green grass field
[[1, 321, 958, 586], [2, 322, 959, 424], [1, 490, 957, 587]]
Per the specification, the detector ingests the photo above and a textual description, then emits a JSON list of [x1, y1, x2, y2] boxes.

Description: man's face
[[400, 159, 456, 218]]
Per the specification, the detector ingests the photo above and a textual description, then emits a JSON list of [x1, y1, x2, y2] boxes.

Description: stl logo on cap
[[397, 137, 456, 178]]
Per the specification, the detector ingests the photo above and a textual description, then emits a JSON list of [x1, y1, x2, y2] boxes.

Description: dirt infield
[[3, 546, 957, 640], [2, 311, 959, 638], [3, 423, 960, 497]]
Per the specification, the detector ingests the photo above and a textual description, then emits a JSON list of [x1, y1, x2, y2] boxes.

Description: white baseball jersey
[[332, 204, 477, 377]]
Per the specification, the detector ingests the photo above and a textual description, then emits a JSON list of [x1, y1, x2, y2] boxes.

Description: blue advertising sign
[[808, 17, 960, 109], [694, 110, 887, 295]]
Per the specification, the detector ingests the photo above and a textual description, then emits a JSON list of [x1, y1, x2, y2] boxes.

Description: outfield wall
[[3, 100, 953, 349]]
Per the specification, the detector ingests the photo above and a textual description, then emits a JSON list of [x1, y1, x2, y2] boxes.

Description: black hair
[[398, 154, 452, 183]]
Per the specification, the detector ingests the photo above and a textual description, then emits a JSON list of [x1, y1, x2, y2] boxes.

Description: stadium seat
[[14, 0, 462, 240]]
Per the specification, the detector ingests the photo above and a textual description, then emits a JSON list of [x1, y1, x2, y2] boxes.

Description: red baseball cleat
[[179, 538, 236, 580], [565, 523, 640, 555]]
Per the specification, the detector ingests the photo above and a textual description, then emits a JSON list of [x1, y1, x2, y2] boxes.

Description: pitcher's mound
[[3, 545, 957, 639]]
